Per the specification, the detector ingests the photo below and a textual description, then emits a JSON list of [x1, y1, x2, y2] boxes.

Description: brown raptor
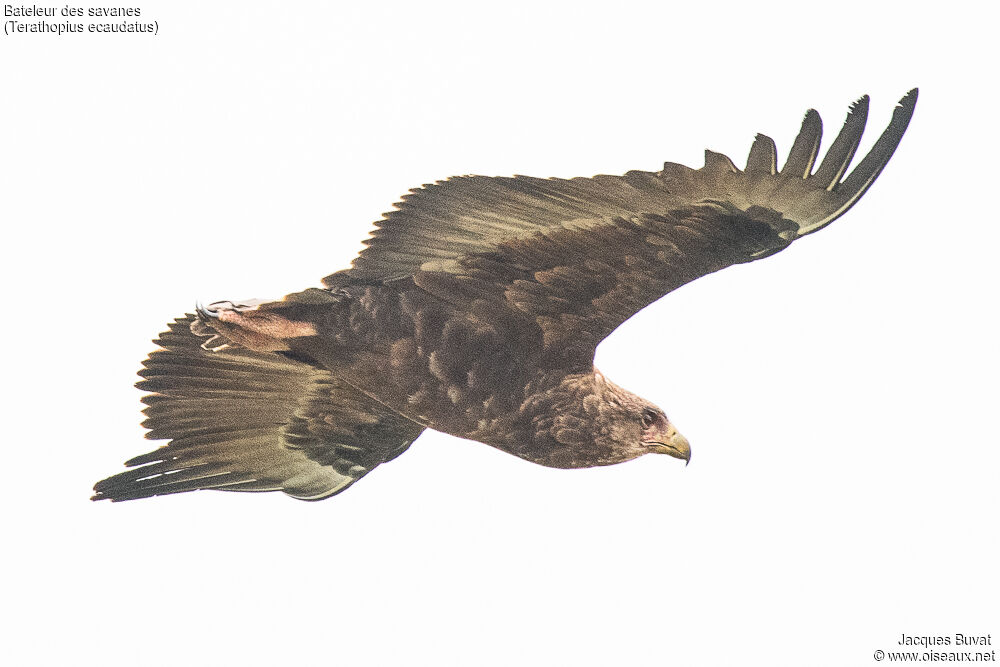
[[93, 90, 917, 502]]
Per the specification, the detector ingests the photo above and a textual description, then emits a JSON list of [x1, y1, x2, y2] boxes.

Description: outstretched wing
[[328, 91, 916, 368], [93, 316, 424, 502]]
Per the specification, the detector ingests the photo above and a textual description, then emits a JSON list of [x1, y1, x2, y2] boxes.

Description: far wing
[[93, 316, 424, 502], [330, 91, 916, 369], [334, 90, 915, 286]]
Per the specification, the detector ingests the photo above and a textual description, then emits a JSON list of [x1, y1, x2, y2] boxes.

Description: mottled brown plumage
[[93, 90, 916, 501]]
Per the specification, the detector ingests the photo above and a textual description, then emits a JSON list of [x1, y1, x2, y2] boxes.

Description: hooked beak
[[644, 422, 691, 465]]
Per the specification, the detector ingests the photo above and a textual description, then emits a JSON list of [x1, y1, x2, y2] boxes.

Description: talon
[[195, 302, 220, 321]]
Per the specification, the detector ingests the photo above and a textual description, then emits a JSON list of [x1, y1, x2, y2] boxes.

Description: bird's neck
[[490, 369, 625, 468]]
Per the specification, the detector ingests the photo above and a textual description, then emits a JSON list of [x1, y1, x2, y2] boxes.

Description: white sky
[[2, 2, 997, 665]]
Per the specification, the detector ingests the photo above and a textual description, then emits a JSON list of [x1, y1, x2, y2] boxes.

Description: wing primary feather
[[746, 133, 777, 174], [837, 88, 918, 204], [813, 95, 870, 190], [781, 109, 823, 178], [703, 149, 739, 174]]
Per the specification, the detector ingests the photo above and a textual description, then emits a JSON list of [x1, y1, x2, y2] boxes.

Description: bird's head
[[527, 370, 691, 468], [638, 405, 691, 464], [596, 377, 691, 466]]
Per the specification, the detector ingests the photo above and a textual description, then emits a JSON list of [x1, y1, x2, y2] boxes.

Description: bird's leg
[[192, 299, 318, 352]]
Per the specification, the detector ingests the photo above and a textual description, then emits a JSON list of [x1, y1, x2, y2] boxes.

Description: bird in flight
[[93, 90, 917, 502]]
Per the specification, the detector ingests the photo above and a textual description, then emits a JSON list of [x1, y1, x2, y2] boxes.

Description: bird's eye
[[640, 408, 657, 429]]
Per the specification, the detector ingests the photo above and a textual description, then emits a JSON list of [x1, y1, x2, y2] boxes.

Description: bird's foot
[[191, 297, 317, 353]]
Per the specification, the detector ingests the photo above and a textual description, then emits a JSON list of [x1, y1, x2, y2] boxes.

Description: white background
[[2, 1, 997, 665]]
